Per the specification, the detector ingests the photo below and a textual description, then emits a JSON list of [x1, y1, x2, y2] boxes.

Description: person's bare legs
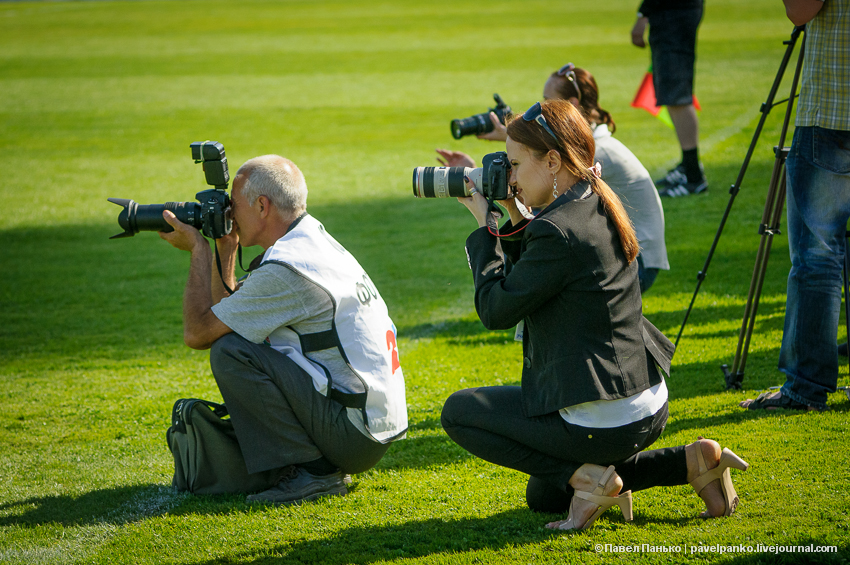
[[665, 103, 705, 190], [668, 104, 699, 151]]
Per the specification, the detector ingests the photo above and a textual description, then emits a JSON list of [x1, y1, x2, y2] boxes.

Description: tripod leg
[[739, 164, 788, 377], [728, 160, 787, 388], [675, 27, 804, 351], [723, 32, 806, 389]]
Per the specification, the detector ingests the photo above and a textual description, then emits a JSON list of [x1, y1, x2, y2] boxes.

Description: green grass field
[[2, 1, 849, 563]]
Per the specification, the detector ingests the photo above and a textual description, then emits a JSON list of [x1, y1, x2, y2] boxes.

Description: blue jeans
[[637, 254, 660, 294], [779, 126, 850, 409]]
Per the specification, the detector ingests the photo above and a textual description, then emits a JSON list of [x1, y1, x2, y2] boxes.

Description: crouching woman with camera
[[441, 99, 748, 530]]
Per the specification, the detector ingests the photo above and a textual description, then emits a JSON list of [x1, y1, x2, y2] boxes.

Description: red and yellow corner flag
[[631, 66, 700, 129]]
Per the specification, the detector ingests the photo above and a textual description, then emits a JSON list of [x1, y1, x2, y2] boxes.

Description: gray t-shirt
[[211, 262, 369, 435], [593, 124, 670, 271]]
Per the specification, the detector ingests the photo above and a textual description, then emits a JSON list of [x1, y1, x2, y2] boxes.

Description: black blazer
[[465, 182, 674, 417]]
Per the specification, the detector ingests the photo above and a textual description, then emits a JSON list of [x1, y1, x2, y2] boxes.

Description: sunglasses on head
[[556, 63, 582, 103], [522, 101, 559, 144]]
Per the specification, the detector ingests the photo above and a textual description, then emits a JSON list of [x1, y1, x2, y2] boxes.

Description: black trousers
[[441, 386, 687, 513], [209, 333, 389, 475]]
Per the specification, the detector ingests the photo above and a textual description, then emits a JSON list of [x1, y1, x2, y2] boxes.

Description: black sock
[[682, 148, 702, 182], [299, 457, 339, 476]]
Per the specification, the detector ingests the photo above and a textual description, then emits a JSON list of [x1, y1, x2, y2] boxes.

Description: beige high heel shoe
[[569, 465, 634, 530], [689, 447, 749, 517]]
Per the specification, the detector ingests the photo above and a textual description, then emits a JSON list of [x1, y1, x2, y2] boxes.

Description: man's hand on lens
[[159, 210, 207, 252]]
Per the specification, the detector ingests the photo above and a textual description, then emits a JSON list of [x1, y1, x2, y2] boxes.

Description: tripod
[[720, 29, 850, 392], [672, 26, 806, 388]]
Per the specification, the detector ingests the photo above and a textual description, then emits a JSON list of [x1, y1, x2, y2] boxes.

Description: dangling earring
[[552, 176, 558, 198]]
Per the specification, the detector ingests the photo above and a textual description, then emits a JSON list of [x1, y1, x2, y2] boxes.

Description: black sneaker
[[247, 465, 348, 505], [659, 177, 708, 197], [654, 164, 687, 189]]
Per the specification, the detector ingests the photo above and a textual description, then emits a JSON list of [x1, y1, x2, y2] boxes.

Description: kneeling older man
[[159, 154, 407, 504]]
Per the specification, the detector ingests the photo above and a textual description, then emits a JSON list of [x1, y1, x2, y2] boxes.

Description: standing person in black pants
[[631, 0, 708, 197], [440, 100, 748, 530]]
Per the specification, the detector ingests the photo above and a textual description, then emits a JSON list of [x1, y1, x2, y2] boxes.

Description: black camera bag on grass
[[166, 398, 279, 494]]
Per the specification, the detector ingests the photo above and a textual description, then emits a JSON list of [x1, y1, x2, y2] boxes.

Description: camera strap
[[485, 197, 532, 238], [214, 243, 248, 296]]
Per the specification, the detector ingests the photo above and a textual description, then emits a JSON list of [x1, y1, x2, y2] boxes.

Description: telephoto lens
[[108, 198, 202, 239], [412, 167, 483, 198], [449, 94, 511, 140], [451, 115, 493, 140]]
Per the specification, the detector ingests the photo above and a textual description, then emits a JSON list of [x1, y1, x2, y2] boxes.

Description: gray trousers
[[209, 333, 389, 475]]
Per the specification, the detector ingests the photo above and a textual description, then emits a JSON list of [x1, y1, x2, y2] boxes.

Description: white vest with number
[[261, 214, 407, 443]]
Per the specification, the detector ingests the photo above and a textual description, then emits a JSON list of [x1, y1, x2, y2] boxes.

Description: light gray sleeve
[[595, 138, 669, 271], [211, 264, 312, 344]]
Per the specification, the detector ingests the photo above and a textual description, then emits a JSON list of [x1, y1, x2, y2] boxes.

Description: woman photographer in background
[[437, 63, 668, 293], [440, 99, 748, 530]]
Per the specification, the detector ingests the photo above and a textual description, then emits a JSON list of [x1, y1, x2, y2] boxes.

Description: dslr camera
[[450, 94, 511, 140], [412, 151, 511, 200], [109, 141, 232, 239]]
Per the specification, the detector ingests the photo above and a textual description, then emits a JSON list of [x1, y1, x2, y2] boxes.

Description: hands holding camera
[[432, 149, 524, 228], [457, 176, 492, 228], [158, 209, 240, 257], [159, 210, 208, 252], [475, 112, 508, 142]]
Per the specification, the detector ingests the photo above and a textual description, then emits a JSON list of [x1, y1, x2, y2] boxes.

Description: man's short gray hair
[[235, 155, 308, 217]]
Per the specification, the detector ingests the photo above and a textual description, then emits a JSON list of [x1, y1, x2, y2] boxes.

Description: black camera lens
[[450, 114, 493, 140], [412, 167, 474, 198], [108, 198, 202, 239], [450, 94, 511, 140]]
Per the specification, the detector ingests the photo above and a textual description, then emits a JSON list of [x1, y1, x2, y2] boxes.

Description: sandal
[[568, 466, 633, 530], [689, 447, 749, 517], [745, 391, 821, 411]]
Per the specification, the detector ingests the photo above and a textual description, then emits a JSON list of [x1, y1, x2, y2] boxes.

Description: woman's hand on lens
[[457, 176, 491, 228], [436, 149, 475, 168], [476, 112, 508, 142]]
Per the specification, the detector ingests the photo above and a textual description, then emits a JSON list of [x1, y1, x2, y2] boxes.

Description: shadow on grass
[[1, 199, 794, 375], [648, 298, 786, 341], [400, 319, 479, 339], [399, 319, 526, 351], [0, 198, 471, 366], [375, 431, 474, 471], [397, 296, 786, 347], [0, 484, 191, 527], [666, 401, 850, 437], [181, 508, 600, 565]]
